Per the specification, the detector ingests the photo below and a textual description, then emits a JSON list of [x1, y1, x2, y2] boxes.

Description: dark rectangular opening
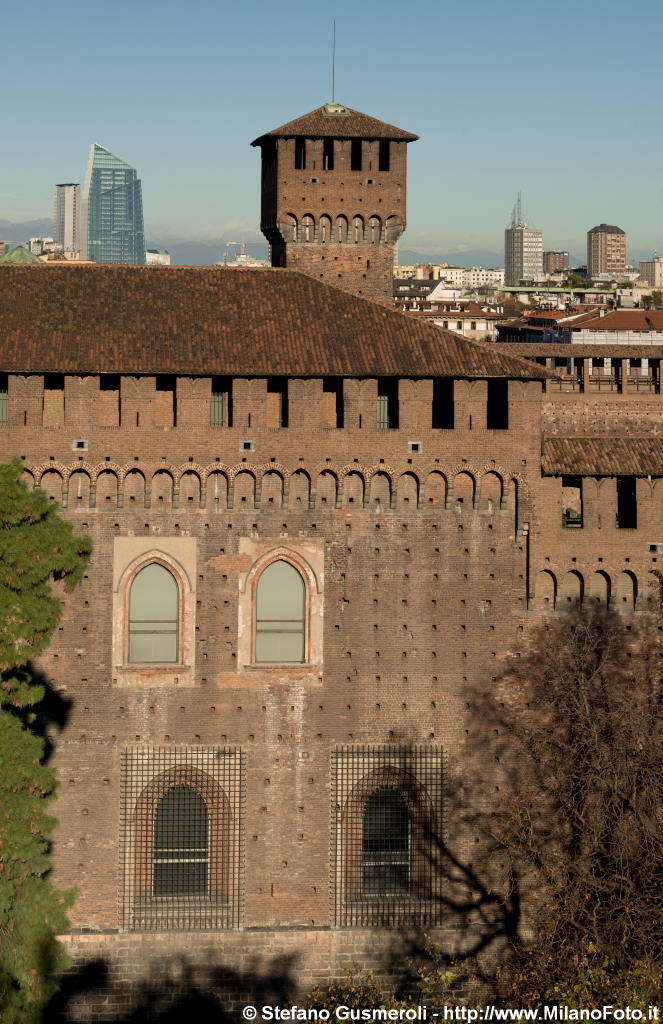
[[378, 140, 390, 172], [156, 374, 177, 427], [486, 378, 509, 429], [295, 138, 306, 170], [561, 475, 583, 528], [617, 476, 637, 529], [44, 373, 64, 391], [351, 138, 362, 171], [211, 376, 232, 428], [432, 378, 454, 429], [267, 376, 289, 427], [377, 378, 398, 429], [323, 376, 344, 428], [0, 373, 7, 426], [323, 138, 334, 171], [100, 374, 120, 391]]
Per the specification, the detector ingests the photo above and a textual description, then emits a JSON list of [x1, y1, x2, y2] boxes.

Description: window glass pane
[[130, 563, 178, 622], [154, 787, 208, 850], [361, 788, 410, 893], [153, 861, 208, 896], [129, 631, 177, 664], [256, 560, 304, 621], [256, 631, 304, 662], [153, 786, 209, 896]]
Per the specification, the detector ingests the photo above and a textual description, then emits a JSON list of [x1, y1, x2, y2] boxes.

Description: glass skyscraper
[[82, 144, 145, 264]]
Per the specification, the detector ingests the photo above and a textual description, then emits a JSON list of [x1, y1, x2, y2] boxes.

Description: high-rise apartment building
[[586, 223, 626, 279], [639, 256, 663, 289], [504, 195, 543, 286], [81, 143, 145, 264], [53, 183, 80, 253], [543, 250, 569, 275]]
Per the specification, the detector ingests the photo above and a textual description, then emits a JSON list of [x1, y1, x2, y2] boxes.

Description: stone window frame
[[113, 539, 196, 687], [237, 543, 323, 670]]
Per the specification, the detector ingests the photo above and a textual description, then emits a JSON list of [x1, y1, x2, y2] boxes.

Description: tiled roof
[[500, 343, 663, 358], [543, 436, 663, 476], [572, 310, 663, 332], [251, 103, 418, 144], [0, 265, 548, 379]]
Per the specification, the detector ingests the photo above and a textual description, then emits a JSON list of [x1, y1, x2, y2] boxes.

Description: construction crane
[[221, 239, 266, 267]]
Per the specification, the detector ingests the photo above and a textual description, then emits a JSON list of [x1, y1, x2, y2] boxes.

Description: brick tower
[[252, 102, 418, 303]]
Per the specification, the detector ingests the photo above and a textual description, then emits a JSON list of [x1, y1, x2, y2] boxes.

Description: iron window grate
[[331, 744, 445, 927], [120, 746, 244, 931]]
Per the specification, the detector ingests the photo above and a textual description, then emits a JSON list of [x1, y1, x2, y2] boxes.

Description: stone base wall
[[50, 927, 455, 1022]]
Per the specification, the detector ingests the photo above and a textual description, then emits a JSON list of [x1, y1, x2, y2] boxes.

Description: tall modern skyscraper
[[504, 194, 543, 286], [81, 144, 145, 264], [53, 183, 81, 253]]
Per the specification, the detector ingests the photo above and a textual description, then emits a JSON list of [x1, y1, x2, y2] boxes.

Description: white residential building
[[54, 183, 81, 254]]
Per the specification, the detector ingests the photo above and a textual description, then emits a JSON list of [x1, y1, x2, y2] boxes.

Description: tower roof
[[251, 103, 418, 145], [588, 224, 625, 235]]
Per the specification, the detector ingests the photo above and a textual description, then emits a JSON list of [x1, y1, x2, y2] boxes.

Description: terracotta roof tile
[[0, 265, 548, 379], [251, 103, 418, 144], [543, 435, 663, 476]]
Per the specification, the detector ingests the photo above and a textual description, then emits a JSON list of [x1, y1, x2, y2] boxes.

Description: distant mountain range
[[0, 219, 652, 270]]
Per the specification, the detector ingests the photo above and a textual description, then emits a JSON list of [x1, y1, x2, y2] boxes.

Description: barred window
[[121, 747, 244, 930], [153, 786, 209, 896], [129, 563, 178, 663], [255, 559, 305, 662], [361, 788, 410, 895], [332, 745, 444, 927]]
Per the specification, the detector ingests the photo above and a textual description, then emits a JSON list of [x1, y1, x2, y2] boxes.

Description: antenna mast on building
[[332, 20, 336, 102], [516, 191, 523, 226]]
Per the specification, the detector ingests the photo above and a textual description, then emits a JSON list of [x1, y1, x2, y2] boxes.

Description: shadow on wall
[[46, 953, 300, 1023]]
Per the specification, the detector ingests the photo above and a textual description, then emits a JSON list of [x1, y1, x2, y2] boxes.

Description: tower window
[[378, 140, 390, 172], [486, 379, 509, 429], [211, 376, 232, 427], [617, 476, 637, 529], [295, 138, 306, 170], [432, 378, 454, 429], [351, 139, 362, 171], [323, 138, 334, 171], [377, 378, 399, 429]]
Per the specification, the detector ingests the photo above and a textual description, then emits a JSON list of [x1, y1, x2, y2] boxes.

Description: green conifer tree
[[0, 458, 91, 1023]]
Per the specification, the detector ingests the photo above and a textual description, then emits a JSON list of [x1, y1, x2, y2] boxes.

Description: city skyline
[[4, 0, 663, 258]]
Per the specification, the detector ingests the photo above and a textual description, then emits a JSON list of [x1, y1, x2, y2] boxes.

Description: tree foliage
[[480, 612, 663, 1007], [0, 458, 91, 1023]]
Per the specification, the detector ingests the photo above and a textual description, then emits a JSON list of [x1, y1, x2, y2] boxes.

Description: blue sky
[[3, 0, 663, 260]]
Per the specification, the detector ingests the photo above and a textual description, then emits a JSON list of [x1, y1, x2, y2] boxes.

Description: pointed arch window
[[361, 788, 411, 895], [129, 562, 178, 663], [152, 785, 210, 896], [255, 559, 305, 662]]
